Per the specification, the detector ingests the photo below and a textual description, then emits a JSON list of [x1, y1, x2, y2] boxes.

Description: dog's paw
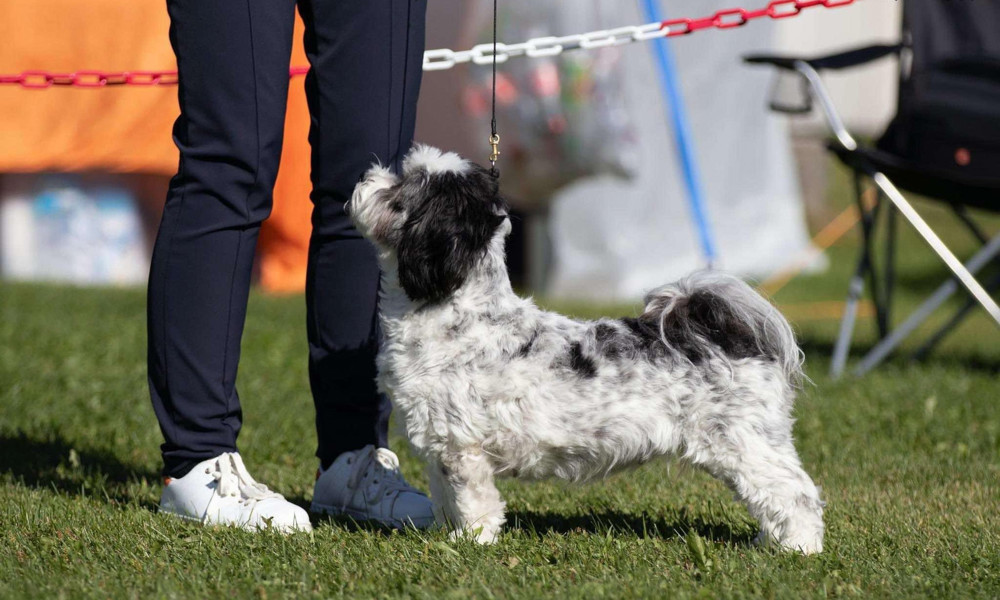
[[753, 529, 823, 555], [448, 525, 499, 545]]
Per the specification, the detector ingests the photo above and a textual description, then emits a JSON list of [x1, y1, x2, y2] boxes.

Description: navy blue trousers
[[148, 0, 426, 478]]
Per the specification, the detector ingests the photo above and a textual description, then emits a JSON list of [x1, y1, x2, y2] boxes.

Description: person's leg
[[148, 0, 296, 478], [297, 0, 427, 467]]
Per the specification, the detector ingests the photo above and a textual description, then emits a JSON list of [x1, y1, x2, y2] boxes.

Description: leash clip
[[489, 133, 500, 167]]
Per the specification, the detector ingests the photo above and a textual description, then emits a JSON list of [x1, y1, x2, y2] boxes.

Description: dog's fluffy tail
[[642, 271, 803, 384]]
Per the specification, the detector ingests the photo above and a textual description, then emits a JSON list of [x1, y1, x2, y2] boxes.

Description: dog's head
[[349, 145, 510, 303]]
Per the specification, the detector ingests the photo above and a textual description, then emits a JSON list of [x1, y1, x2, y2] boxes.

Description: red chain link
[[0, 0, 856, 89]]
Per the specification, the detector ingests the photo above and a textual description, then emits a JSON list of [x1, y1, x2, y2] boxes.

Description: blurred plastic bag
[[461, 1, 639, 210]]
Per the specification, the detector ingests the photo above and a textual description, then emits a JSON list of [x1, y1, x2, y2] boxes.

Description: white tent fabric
[[547, 0, 813, 302]]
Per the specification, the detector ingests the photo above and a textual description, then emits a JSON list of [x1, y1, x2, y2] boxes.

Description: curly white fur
[[348, 146, 824, 553]]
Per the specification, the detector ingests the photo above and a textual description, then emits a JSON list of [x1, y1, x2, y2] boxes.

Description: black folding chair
[[743, 0, 1000, 377]]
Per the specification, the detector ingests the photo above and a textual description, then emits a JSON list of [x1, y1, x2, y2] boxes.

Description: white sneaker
[[159, 452, 312, 534], [311, 445, 435, 529]]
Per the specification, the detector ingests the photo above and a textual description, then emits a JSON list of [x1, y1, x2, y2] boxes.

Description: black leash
[[488, 0, 500, 178]]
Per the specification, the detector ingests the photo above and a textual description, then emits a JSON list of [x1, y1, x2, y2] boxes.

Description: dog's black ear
[[397, 166, 506, 303]]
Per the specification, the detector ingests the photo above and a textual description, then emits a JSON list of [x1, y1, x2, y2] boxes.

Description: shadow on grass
[[301, 506, 756, 547], [303, 508, 404, 535], [0, 430, 160, 510], [506, 509, 756, 546]]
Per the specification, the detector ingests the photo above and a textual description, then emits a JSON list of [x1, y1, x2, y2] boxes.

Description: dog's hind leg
[[688, 416, 825, 554], [429, 450, 506, 544], [727, 442, 824, 554]]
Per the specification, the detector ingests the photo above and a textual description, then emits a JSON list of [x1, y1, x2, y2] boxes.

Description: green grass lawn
[[2, 164, 999, 598]]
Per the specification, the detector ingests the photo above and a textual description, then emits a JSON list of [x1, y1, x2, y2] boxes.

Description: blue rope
[[639, 0, 718, 267]]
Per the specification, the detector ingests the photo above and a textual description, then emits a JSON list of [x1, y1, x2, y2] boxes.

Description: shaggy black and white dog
[[348, 145, 824, 553]]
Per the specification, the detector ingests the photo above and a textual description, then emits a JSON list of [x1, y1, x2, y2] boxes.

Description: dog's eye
[[390, 200, 404, 212]]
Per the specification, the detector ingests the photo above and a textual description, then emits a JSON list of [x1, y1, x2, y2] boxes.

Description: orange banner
[[0, 1, 313, 292]]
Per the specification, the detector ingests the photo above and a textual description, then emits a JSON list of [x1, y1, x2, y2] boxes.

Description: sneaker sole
[[158, 506, 205, 525], [160, 505, 312, 534]]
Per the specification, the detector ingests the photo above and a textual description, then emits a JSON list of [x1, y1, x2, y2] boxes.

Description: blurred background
[[0, 0, 900, 299]]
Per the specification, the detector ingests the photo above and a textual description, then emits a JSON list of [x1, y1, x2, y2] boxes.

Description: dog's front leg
[[429, 450, 506, 544]]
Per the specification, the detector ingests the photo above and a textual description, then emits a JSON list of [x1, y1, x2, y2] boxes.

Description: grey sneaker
[[311, 445, 435, 529]]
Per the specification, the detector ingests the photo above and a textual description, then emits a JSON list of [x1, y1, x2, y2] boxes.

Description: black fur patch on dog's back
[[555, 286, 771, 376], [516, 328, 540, 358], [567, 342, 597, 378], [550, 340, 598, 379], [589, 290, 767, 365], [623, 291, 768, 364], [661, 290, 762, 361], [618, 317, 671, 358], [620, 314, 709, 363], [593, 320, 664, 362]]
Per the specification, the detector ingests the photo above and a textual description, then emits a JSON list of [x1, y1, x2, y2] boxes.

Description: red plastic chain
[[662, 0, 855, 37], [0, 0, 856, 89]]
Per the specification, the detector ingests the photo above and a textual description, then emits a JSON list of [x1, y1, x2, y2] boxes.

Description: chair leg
[[883, 200, 897, 331], [831, 271, 866, 378], [831, 174, 879, 378], [953, 204, 990, 245], [854, 232, 1000, 376], [861, 190, 889, 339], [911, 270, 1000, 361]]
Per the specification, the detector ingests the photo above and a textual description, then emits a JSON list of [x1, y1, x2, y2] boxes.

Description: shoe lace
[[346, 447, 416, 499], [208, 453, 282, 504]]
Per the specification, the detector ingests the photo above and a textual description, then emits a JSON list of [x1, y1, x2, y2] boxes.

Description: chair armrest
[[744, 43, 902, 72]]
